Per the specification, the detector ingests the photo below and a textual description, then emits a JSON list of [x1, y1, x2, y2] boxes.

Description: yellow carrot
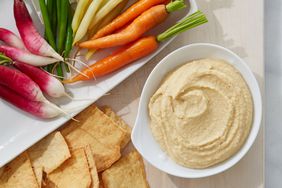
[[73, 0, 104, 44], [85, 0, 129, 60], [72, 0, 92, 34], [88, 0, 124, 31], [88, 0, 129, 37]]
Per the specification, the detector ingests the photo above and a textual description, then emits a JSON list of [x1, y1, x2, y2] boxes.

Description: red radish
[[0, 45, 58, 66], [14, 62, 67, 98], [0, 65, 73, 119], [0, 28, 26, 50], [14, 0, 63, 61], [0, 65, 47, 102], [0, 85, 61, 119]]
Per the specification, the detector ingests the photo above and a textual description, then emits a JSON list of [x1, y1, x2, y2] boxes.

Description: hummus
[[148, 59, 253, 169]]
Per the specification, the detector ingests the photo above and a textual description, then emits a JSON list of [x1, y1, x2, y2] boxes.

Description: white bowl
[[131, 43, 262, 178]]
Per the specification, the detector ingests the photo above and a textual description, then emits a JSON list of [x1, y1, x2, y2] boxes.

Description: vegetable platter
[[0, 0, 198, 167]]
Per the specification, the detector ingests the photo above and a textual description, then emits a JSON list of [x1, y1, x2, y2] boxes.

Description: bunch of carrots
[[0, 0, 73, 119], [64, 0, 208, 83], [72, 0, 130, 46]]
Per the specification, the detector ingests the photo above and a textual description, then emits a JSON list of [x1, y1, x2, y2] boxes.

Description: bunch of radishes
[[0, 0, 71, 119]]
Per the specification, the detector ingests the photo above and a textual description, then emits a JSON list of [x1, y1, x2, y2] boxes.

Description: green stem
[[0, 60, 10, 65], [0, 54, 12, 62], [46, 0, 57, 73], [166, 0, 186, 13], [157, 11, 208, 42], [57, 0, 68, 54], [47, 0, 57, 35], [39, 0, 56, 49], [63, 1, 73, 72], [55, 0, 68, 78], [56, 62, 63, 79]]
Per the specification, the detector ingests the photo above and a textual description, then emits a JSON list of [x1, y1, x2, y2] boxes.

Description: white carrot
[[73, 0, 104, 44], [88, 0, 124, 31], [72, 0, 92, 34]]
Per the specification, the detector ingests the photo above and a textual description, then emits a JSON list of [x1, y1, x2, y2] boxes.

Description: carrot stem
[[157, 11, 208, 42], [166, 0, 186, 13]]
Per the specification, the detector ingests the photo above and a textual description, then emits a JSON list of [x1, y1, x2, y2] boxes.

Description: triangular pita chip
[[27, 132, 71, 186], [62, 128, 120, 172], [47, 148, 92, 188], [60, 104, 126, 148], [102, 106, 131, 149], [102, 151, 149, 188], [0, 152, 39, 188], [85, 145, 99, 188]]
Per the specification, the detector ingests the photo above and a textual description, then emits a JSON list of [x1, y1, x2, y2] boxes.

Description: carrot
[[92, 0, 168, 40], [85, 0, 129, 60], [65, 36, 157, 83], [64, 11, 208, 83], [79, 1, 186, 49]]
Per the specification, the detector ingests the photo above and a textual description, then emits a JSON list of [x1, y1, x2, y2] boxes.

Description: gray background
[[266, 0, 282, 187]]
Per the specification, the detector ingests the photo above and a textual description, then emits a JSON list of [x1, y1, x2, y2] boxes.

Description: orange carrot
[[65, 36, 158, 83], [64, 11, 208, 83], [80, 1, 185, 50], [91, 0, 168, 40], [79, 6, 164, 49]]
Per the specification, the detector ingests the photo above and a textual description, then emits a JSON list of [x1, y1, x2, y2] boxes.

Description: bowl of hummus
[[132, 43, 262, 178]]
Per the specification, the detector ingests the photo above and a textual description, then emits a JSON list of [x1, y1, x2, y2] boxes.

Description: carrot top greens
[[157, 11, 208, 42]]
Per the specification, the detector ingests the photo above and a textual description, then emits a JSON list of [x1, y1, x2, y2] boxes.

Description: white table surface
[[265, 0, 282, 187], [97, 0, 264, 187]]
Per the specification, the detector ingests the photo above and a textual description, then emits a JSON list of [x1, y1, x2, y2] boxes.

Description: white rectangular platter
[[0, 0, 197, 167]]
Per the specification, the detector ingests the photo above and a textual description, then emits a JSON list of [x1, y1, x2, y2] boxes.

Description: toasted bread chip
[[60, 104, 126, 148], [0, 153, 39, 188], [99, 175, 104, 188], [62, 128, 121, 172], [85, 145, 99, 188], [47, 149, 91, 188], [102, 151, 149, 188], [102, 106, 131, 149], [28, 132, 71, 186]]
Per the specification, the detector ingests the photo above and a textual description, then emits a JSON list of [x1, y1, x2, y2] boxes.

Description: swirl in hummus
[[148, 59, 253, 169]]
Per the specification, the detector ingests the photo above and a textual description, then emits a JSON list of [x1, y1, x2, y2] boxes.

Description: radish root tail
[[63, 61, 89, 79], [46, 101, 79, 122]]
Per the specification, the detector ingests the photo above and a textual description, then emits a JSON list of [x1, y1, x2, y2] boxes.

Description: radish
[[0, 45, 58, 66], [0, 85, 61, 119], [14, 62, 68, 98], [0, 28, 26, 50], [14, 0, 63, 61], [0, 65, 74, 119], [0, 65, 47, 102]]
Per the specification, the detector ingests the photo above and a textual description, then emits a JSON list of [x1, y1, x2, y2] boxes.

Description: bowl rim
[[132, 43, 262, 178]]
